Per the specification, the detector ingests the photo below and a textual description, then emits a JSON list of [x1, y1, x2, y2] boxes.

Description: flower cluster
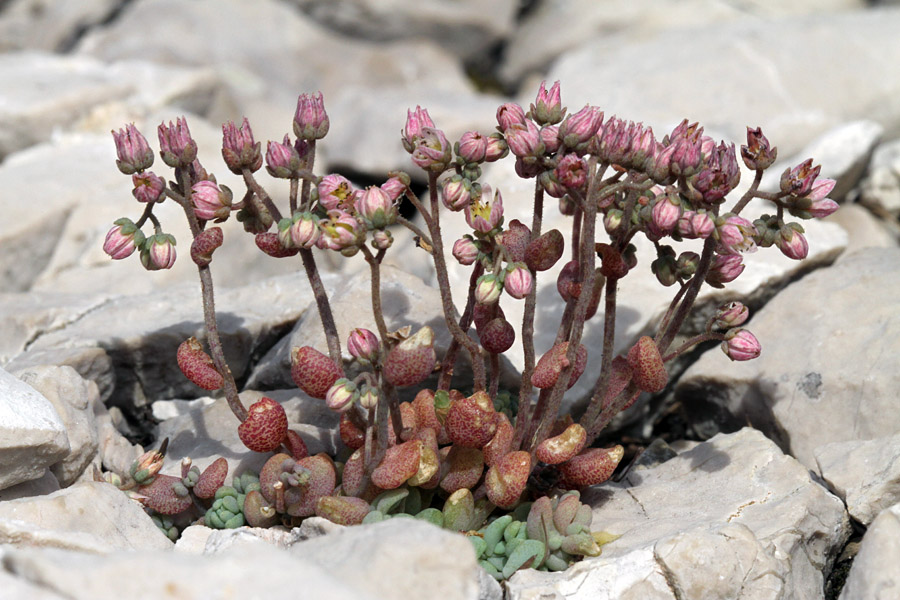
[[102, 82, 838, 579]]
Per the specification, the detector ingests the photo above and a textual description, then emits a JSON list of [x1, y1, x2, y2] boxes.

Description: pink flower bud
[[692, 142, 741, 205], [371, 229, 393, 250], [646, 142, 677, 183], [464, 186, 503, 233], [559, 105, 603, 148], [222, 117, 262, 174], [604, 209, 624, 235], [530, 80, 565, 126], [780, 158, 821, 197], [677, 210, 715, 239], [293, 92, 329, 141], [325, 378, 359, 412], [496, 103, 526, 132], [651, 194, 681, 235], [555, 153, 586, 189], [799, 178, 839, 218], [721, 328, 761, 361], [483, 133, 509, 162], [715, 214, 758, 255], [625, 123, 657, 170], [402, 106, 436, 152], [358, 384, 379, 410], [538, 170, 567, 198], [441, 175, 473, 211], [157, 117, 197, 168], [317, 174, 354, 211], [103, 218, 144, 260], [456, 131, 488, 163], [191, 180, 232, 221], [475, 274, 503, 305], [540, 125, 561, 154], [504, 263, 533, 299], [505, 120, 544, 159], [132, 171, 165, 204], [452, 236, 479, 265], [713, 301, 749, 329], [140, 233, 176, 271], [381, 175, 408, 202], [706, 254, 744, 287], [355, 185, 396, 229], [666, 120, 703, 177], [112, 123, 154, 175], [348, 328, 380, 363], [776, 227, 808, 260], [265, 135, 301, 178], [741, 127, 777, 170], [289, 212, 320, 248], [255, 232, 299, 258], [317, 209, 363, 251], [411, 126, 452, 172]]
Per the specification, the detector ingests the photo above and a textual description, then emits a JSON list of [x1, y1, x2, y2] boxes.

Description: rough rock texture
[[12, 366, 99, 487], [676, 248, 900, 469], [816, 434, 900, 526], [0, 367, 68, 491], [507, 428, 850, 599], [0, 482, 172, 552], [838, 502, 900, 600]]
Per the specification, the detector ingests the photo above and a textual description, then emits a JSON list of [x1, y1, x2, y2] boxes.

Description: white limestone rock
[[544, 9, 900, 159], [0, 481, 172, 552], [816, 434, 900, 526], [0, 367, 68, 491], [13, 366, 100, 487], [676, 247, 900, 469], [838, 502, 900, 599], [507, 428, 850, 599]]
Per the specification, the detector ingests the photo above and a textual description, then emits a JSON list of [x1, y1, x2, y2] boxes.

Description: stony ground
[[2, 1, 900, 598]]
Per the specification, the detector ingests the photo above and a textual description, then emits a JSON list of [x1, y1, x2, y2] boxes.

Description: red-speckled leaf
[[291, 346, 342, 399], [244, 489, 278, 528], [446, 392, 497, 449], [258, 453, 292, 504], [411, 428, 441, 489], [238, 396, 288, 453], [137, 474, 193, 515], [285, 454, 336, 517], [473, 303, 505, 333], [525, 229, 564, 272], [559, 446, 624, 489], [535, 423, 587, 465], [190, 226, 223, 267], [626, 336, 668, 393], [479, 318, 515, 354], [255, 232, 299, 258], [412, 389, 441, 434], [440, 446, 484, 494], [371, 440, 421, 490], [176, 337, 223, 391], [531, 342, 588, 390], [339, 412, 365, 450], [483, 413, 514, 467], [382, 327, 436, 387], [485, 451, 531, 509], [284, 429, 309, 460], [316, 495, 371, 526], [193, 456, 228, 499], [497, 219, 531, 262]]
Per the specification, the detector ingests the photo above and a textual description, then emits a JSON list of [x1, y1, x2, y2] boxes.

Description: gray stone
[[0, 472, 60, 503], [502, 0, 865, 86], [0, 0, 122, 53], [0, 52, 219, 161], [859, 137, 900, 215], [825, 204, 898, 261], [0, 569, 66, 600], [155, 390, 340, 480], [0, 544, 371, 600], [816, 434, 900, 526], [507, 428, 850, 599], [0, 367, 68, 491], [676, 247, 900, 469], [291, 519, 483, 600], [287, 0, 516, 61], [544, 9, 900, 159], [0, 482, 172, 552], [838, 502, 900, 600], [13, 366, 100, 487]]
